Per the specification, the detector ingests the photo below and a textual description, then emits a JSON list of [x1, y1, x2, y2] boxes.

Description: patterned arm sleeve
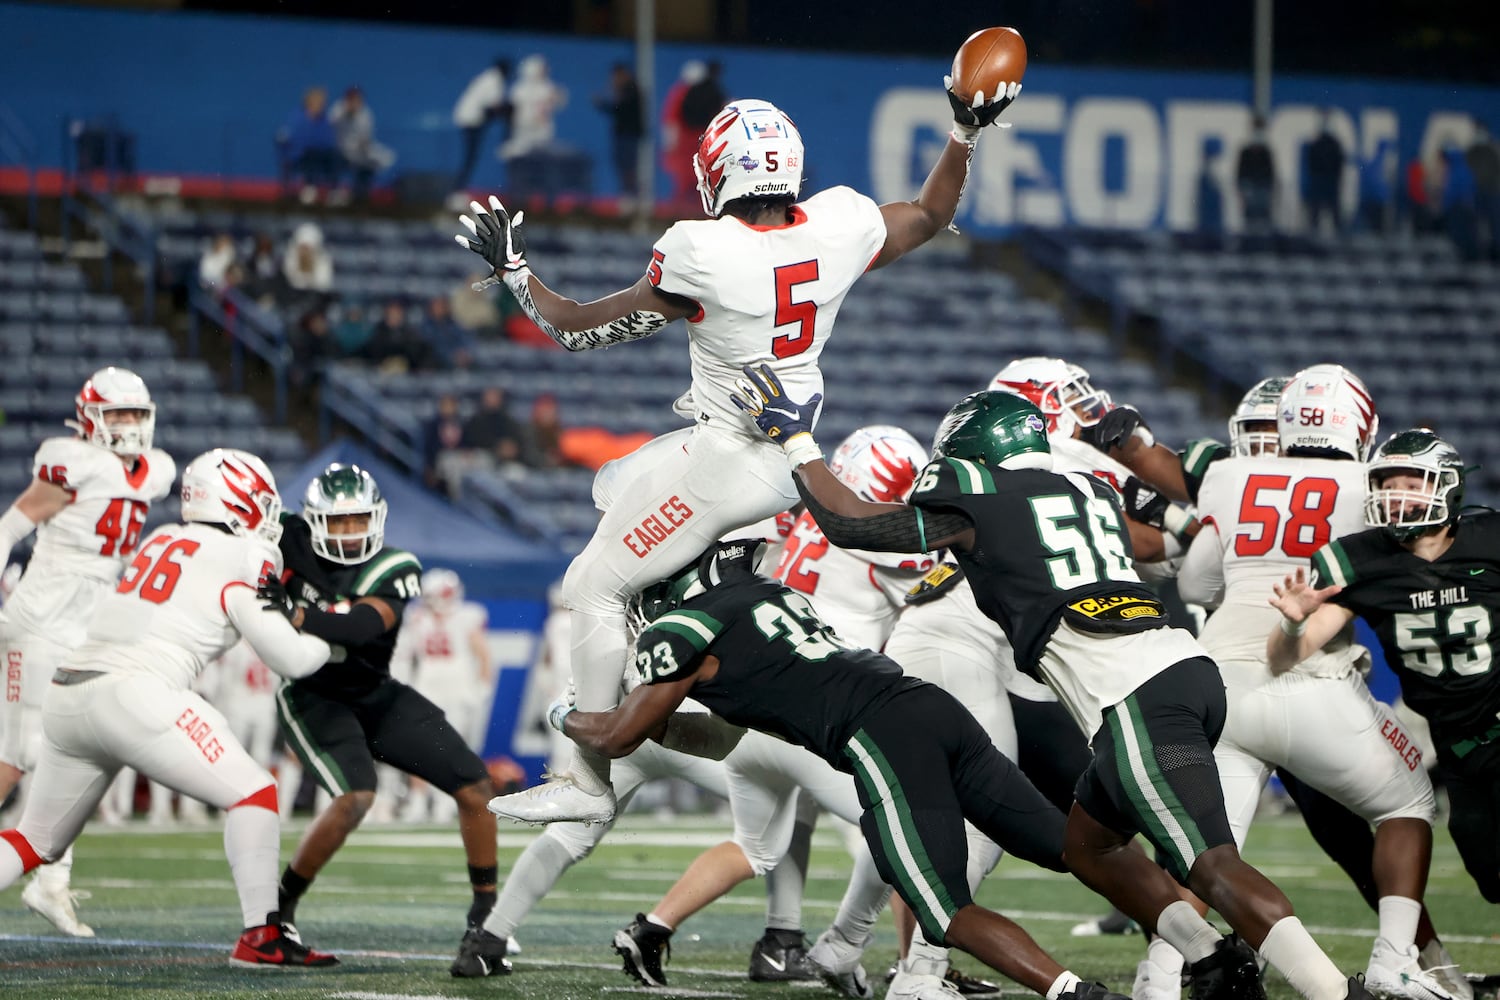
[[795, 478, 969, 554], [502, 269, 667, 352]]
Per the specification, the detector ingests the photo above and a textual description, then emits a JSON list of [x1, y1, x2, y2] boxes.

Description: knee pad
[[544, 822, 605, 863]]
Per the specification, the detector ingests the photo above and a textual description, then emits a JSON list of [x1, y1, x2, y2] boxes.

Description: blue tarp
[[286, 440, 570, 600]]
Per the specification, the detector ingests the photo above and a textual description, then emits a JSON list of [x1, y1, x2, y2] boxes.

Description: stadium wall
[[3, 3, 1498, 236]]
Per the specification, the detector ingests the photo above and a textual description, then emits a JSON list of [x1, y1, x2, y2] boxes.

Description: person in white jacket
[[0, 449, 339, 968]]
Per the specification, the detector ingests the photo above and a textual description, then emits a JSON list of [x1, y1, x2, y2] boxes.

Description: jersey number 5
[[771, 260, 819, 359], [1234, 474, 1339, 558], [117, 535, 201, 604]]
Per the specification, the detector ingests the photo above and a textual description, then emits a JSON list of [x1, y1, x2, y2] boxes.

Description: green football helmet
[[303, 463, 388, 565], [631, 538, 768, 626], [1229, 375, 1293, 457], [1364, 429, 1465, 540], [932, 391, 1053, 471]]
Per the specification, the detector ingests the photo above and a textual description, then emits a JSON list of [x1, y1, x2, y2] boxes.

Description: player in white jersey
[[0, 449, 338, 966], [395, 568, 493, 823], [459, 80, 1023, 825], [0, 367, 174, 935], [1177, 366, 1454, 1000]]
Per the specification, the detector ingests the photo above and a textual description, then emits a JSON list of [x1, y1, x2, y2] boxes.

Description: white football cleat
[[1419, 940, 1472, 1000], [1367, 938, 1460, 1000], [887, 970, 963, 1000], [22, 877, 95, 938], [1135, 955, 1185, 1000], [486, 772, 616, 825], [808, 926, 874, 1000]]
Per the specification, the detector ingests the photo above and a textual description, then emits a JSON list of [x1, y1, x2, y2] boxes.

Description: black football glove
[[1079, 405, 1150, 453], [1120, 476, 1170, 530], [944, 77, 1022, 130], [257, 575, 296, 621], [455, 195, 529, 287]]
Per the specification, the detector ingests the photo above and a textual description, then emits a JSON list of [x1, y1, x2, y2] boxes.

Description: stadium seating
[[1025, 228, 1500, 505]]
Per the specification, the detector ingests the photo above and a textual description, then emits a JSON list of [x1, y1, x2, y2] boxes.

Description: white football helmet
[[422, 568, 463, 610], [989, 357, 1112, 439], [1229, 375, 1293, 457], [74, 367, 155, 458], [1277, 364, 1378, 461], [830, 426, 927, 503], [694, 99, 804, 218], [181, 449, 284, 545]]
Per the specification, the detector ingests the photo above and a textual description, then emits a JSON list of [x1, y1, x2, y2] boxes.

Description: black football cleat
[[749, 927, 818, 982], [1188, 937, 1268, 1000], [451, 927, 513, 977], [614, 912, 672, 987]]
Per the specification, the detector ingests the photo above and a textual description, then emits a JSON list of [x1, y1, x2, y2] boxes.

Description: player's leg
[[753, 789, 819, 981], [273, 682, 379, 927]]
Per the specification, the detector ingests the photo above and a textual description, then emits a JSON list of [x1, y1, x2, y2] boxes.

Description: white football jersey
[[1181, 455, 1369, 682], [401, 602, 489, 690], [69, 523, 282, 690], [2, 437, 175, 648], [1050, 434, 1134, 494], [208, 637, 277, 704], [648, 186, 887, 436], [772, 509, 932, 650]]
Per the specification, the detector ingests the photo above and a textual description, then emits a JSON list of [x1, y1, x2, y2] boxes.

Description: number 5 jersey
[[1, 436, 175, 648]]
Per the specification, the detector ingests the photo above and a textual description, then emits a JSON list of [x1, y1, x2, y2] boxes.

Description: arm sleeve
[[224, 586, 332, 680], [298, 601, 398, 646], [794, 478, 969, 553], [1176, 521, 1226, 608], [0, 506, 37, 570], [502, 269, 669, 352]]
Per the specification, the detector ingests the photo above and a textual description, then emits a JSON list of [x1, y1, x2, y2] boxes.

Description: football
[[949, 26, 1028, 105]]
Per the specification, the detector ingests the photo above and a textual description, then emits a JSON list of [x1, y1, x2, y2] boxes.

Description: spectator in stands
[[289, 307, 338, 389], [246, 233, 279, 286], [499, 55, 566, 162], [329, 86, 396, 204], [452, 58, 512, 195], [451, 273, 501, 334], [1404, 156, 1436, 234], [1357, 138, 1397, 234], [333, 300, 375, 357], [660, 61, 706, 210], [277, 86, 343, 204], [282, 223, 334, 292], [1440, 137, 1480, 260], [1303, 110, 1344, 236], [462, 386, 524, 469], [367, 298, 436, 373], [523, 393, 565, 468], [420, 295, 476, 370], [1236, 115, 1276, 234], [595, 63, 644, 202], [1195, 138, 1225, 237], [1468, 120, 1500, 261], [198, 233, 238, 290], [679, 60, 726, 139], [423, 392, 468, 494]]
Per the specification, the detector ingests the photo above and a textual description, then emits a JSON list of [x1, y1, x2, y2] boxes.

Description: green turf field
[[0, 811, 1494, 999]]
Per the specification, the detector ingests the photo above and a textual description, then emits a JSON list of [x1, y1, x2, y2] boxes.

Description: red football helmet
[[75, 367, 155, 458], [989, 357, 1112, 439]]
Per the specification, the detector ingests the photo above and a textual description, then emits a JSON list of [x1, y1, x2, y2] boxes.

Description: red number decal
[[1299, 406, 1324, 426], [424, 632, 454, 657], [1233, 474, 1340, 558], [646, 248, 665, 287], [765, 150, 780, 172], [39, 465, 69, 488], [771, 260, 819, 359], [117, 536, 200, 605], [95, 498, 150, 557], [775, 516, 830, 594]]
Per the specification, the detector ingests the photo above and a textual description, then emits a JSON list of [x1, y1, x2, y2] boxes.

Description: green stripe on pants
[[275, 685, 352, 796]]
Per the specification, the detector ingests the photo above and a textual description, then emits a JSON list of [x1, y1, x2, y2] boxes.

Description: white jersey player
[[461, 83, 1021, 825], [0, 367, 174, 935], [1177, 365, 1451, 1000], [0, 449, 338, 967], [400, 568, 492, 749], [206, 638, 280, 769]]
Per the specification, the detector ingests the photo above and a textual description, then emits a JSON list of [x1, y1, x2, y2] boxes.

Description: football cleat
[[451, 927, 513, 978], [21, 877, 94, 938], [1367, 938, 1460, 1000], [1417, 940, 1471, 1000], [614, 913, 672, 987], [1135, 955, 1186, 1000], [808, 926, 875, 1000], [229, 923, 338, 968], [749, 927, 818, 982], [1059, 983, 1133, 1000], [1070, 907, 1142, 937], [944, 965, 1002, 996], [488, 772, 617, 825], [1188, 937, 1267, 1000], [887, 970, 964, 1000]]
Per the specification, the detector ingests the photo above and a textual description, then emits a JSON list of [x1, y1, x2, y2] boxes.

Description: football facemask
[[1229, 376, 1293, 457], [75, 367, 156, 458], [990, 356, 1111, 439], [303, 463, 388, 565], [1363, 429, 1465, 540]]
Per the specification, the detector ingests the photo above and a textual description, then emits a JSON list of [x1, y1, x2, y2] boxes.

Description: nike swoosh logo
[[1471, 569, 1485, 576], [761, 954, 786, 972], [767, 407, 800, 421]]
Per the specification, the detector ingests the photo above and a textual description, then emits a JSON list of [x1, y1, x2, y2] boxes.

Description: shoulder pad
[[914, 457, 997, 502], [352, 550, 423, 598], [32, 437, 107, 490]]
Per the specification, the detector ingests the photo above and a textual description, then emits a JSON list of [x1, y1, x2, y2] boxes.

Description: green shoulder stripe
[[651, 610, 724, 652], [1311, 542, 1356, 589], [1181, 438, 1229, 480], [944, 457, 996, 495], [353, 550, 422, 597]]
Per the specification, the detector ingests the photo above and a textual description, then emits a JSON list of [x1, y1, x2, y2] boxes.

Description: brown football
[[949, 26, 1027, 104]]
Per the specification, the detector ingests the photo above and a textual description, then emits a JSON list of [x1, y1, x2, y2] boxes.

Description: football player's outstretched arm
[[0, 479, 70, 566], [870, 80, 1017, 270], [1266, 567, 1353, 674], [224, 586, 333, 680], [456, 196, 696, 351], [557, 669, 701, 759]]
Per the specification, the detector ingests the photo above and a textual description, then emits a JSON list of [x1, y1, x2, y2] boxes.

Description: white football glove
[[546, 678, 577, 734]]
